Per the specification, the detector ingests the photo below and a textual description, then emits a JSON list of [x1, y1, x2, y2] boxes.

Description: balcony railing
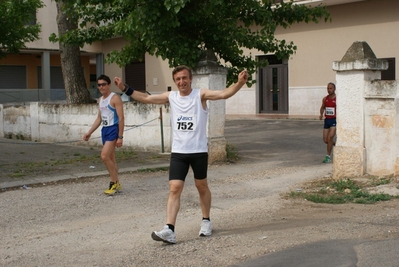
[[0, 89, 101, 104]]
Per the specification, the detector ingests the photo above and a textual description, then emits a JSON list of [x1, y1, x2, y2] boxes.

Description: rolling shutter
[[0, 65, 27, 89], [125, 59, 146, 92]]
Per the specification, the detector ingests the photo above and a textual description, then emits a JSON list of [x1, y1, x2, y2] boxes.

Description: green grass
[[5, 153, 102, 178], [226, 143, 239, 162], [288, 177, 394, 204], [369, 175, 392, 186], [2, 148, 163, 179], [115, 150, 138, 160]]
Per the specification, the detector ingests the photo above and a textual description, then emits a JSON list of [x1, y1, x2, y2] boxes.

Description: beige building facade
[[0, 0, 397, 118]]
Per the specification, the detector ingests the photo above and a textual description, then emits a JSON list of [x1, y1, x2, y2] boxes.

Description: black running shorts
[[169, 152, 208, 181]]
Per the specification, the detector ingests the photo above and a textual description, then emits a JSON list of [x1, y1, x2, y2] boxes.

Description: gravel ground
[[2, 161, 399, 267], [2, 119, 399, 266]]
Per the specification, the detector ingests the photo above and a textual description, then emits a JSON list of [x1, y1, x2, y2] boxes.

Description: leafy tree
[[52, 0, 330, 87], [0, 0, 44, 59], [53, 0, 95, 104]]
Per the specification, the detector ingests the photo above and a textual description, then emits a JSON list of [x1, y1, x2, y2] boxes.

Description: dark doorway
[[258, 55, 288, 114], [380, 57, 395, 80]]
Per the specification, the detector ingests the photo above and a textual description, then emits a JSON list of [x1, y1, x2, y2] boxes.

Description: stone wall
[[0, 59, 231, 163], [0, 101, 171, 152], [332, 41, 399, 178]]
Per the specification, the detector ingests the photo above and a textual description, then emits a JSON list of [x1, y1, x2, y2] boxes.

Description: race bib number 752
[[175, 114, 196, 131]]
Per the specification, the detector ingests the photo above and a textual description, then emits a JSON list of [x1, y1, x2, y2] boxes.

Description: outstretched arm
[[201, 70, 248, 101], [114, 77, 170, 104]]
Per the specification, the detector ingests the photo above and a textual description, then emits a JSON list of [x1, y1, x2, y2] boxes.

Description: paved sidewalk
[[0, 138, 170, 190]]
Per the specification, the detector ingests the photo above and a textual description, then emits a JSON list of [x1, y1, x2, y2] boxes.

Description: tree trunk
[[55, 0, 95, 104]]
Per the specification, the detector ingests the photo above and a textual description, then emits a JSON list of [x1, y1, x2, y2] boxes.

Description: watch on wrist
[[118, 136, 123, 139], [123, 84, 129, 92]]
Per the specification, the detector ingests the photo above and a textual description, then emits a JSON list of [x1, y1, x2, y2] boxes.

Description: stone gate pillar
[[192, 51, 228, 164], [365, 79, 398, 175], [332, 41, 388, 179]]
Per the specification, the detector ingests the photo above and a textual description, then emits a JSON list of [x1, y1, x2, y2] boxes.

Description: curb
[[0, 163, 169, 190]]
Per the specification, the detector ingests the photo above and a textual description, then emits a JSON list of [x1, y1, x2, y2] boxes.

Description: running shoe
[[104, 182, 122, 195], [323, 156, 332, 163], [199, 220, 212, 236], [151, 225, 176, 244]]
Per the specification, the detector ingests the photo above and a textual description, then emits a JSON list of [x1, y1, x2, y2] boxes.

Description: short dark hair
[[172, 65, 192, 81], [97, 74, 111, 84], [328, 82, 336, 89]]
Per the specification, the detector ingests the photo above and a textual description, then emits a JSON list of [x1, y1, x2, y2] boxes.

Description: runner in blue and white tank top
[[83, 75, 125, 195], [100, 92, 119, 127]]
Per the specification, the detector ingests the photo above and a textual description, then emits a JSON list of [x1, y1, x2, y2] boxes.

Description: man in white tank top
[[114, 65, 248, 244], [83, 75, 125, 195]]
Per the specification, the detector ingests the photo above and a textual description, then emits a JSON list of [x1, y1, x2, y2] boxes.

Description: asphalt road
[[224, 118, 325, 167]]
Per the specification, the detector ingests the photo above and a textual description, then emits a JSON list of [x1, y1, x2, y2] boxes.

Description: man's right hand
[[83, 133, 91, 141], [113, 77, 125, 91]]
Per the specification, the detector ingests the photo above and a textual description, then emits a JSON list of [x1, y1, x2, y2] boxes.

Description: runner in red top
[[319, 82, 336, 163]]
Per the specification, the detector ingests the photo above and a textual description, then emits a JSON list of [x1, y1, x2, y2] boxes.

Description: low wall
[[0, 101, 171, 152], [289, 86, 326, 116], [225, 88, 256, 115], [364, 80, 399, 176], [332, 41, 398, 178], [225, 86, 326, 116]]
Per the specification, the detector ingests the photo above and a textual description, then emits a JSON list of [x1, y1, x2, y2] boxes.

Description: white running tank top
[[169, 89, 208, 153], [99, 92, 119, 127]]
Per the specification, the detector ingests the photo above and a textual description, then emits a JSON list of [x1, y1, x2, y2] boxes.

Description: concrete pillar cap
[[332, 41, 388, 72], [193, 50, 227, 75], [340, 41, 376, 62]]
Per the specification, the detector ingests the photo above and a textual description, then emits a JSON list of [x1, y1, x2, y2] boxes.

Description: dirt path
[[2, 160, 399, 267]]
